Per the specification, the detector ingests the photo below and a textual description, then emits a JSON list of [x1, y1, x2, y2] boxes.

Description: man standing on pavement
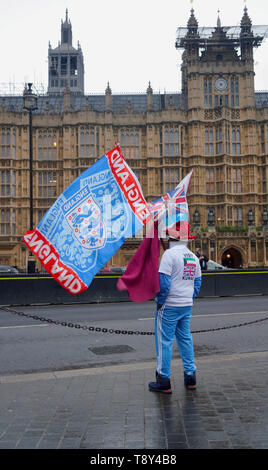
[[196, 249, 208, 271], [148, 224, 202, 394]]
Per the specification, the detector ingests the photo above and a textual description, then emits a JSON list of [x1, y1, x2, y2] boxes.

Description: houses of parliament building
[[1, 7, 268, 271]]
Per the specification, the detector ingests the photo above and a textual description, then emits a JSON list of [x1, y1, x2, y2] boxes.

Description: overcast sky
[[0, 0, 268, 95]]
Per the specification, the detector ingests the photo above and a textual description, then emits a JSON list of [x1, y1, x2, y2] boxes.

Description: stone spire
[[61, 8, 72, 45], [240, 6, 252, 35], [105, 82, 112, 111], [147, 81, 153, 94], [240, 5, 253, 60], [187, 8, 199, 37], [147, 82, 153, 111], [64, 8, 69, 24], [185, 8, 200, 60], [210, 9, 227, 42], [217, 10, 221, 29], [105, 82, 111, 95]]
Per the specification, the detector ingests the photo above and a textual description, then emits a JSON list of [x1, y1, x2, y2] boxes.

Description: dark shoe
[[149, 373, 172, 394], [184, 371, 196, 390]]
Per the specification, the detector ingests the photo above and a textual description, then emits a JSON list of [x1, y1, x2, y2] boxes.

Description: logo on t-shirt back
[[182, 256, 197, 280]]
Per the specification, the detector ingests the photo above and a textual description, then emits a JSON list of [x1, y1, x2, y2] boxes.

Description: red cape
[[117, 223, 160, 302]]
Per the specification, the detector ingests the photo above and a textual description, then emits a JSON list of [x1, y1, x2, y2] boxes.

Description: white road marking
[[0, 324, 49, 330], [138, 311, 268, 320]]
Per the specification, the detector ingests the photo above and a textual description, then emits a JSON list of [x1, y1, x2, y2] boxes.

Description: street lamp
[[207, 208, 215, 226], [193, 208, 200, 225], [262, 208, 268, 226], [23, 83, 38, 273], [247, 208, 255, 226]]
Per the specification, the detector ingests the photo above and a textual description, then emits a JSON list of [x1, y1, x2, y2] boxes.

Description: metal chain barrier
[[1, 306, 268, 335]]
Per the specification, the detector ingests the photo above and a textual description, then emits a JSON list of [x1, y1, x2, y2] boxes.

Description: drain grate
[[88, 345, 135, 355]]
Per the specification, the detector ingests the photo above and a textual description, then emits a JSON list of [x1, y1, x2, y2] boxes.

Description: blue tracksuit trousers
[[155, 305, 196, 378]]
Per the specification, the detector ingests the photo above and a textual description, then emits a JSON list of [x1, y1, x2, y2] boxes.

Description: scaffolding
[[176, 25, 268, 49], [0, 82, 46, 96]]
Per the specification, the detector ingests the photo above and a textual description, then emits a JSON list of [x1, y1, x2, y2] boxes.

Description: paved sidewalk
[[0, 351, 267, 449]]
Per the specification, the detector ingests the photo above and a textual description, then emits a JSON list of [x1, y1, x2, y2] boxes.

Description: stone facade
[[0, 7, 268, 271]]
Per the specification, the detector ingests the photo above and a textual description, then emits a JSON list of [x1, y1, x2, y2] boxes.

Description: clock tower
[[175, 7, 268, 268], [176, 7, 258, 112]]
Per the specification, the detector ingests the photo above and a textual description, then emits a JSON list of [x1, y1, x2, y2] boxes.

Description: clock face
[[214, 78, 228, 91]]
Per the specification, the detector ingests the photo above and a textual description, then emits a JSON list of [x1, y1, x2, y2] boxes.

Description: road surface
[[0, 295, 267, 376]]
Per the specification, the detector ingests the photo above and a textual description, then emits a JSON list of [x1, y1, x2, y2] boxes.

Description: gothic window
[[246, 166, 255, 193], [61, 56, 68, 75], [0, 208, 15, 235], [38, 130, 57, 160], [231, 77, 239, 107], [205, 127, 214, 155], [262, 167, 266, 193], [227, 206, 232, 225], [163, 126, 179, 156], [204, 78, 212, 108], [227, 206, 243, 226], [216, 167, 224, 193], [0, 170, 16, 197], [80, 127, 95, 158], [181, 128, 184, 156], [206, 168, 214, 194], [234, 206, 243, 226], [261, 125, 265, 153], [164, 168, 180, 193], [1, 128, 16, 158], [225, 124, 231, 154], [226, 167, 232, 192], [11, 209, 16, 235], [227, 167, 242, 193], [216, 126, 223, 154], [80, 127, 98, 158], [50, 56, 58, 76], [70, 56, 78, 76], [233, 168, 242, 194], [217, 206, 225, 225], [120, 128, 140, 158], [1, 209, 9, 235], [261, 125, 268, 154], [38, 171, 57, 198], [231, 126, 241, 155], [1, 170, 10, 196], [12, 171, 16, 196]]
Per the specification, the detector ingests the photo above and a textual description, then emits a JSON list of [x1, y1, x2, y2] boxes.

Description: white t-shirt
[[158, 243, 201, 306]]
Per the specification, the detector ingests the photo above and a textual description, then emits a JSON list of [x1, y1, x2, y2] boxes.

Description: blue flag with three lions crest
[[23, 145, 152, 294]]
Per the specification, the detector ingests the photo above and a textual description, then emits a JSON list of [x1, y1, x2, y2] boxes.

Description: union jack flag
[[148, 170, 193, 233], [183, 262, 196, 279]]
